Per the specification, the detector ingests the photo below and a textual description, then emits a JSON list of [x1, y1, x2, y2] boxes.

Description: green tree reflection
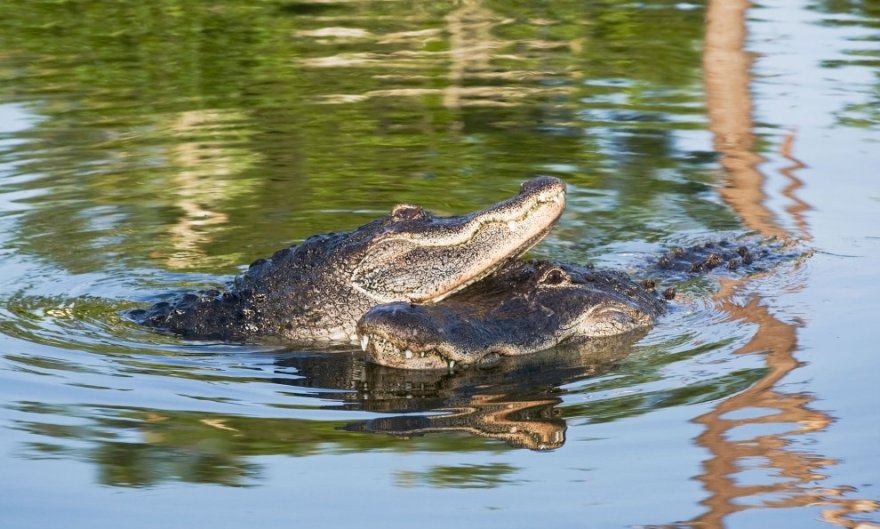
[[0, 0, 737, 277]]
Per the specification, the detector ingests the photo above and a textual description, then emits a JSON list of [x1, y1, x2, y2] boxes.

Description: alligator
[[357, 241, 786, 369], [131, 176, 566, 344]]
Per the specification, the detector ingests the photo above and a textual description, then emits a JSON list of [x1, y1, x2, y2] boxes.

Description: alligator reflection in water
[[6, 329, 642, 488], [275, 331, 646, 451]]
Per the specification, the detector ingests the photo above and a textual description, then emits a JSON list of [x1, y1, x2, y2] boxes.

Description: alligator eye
[[391, 204, 427, 220], [540, 267, 568, 285]]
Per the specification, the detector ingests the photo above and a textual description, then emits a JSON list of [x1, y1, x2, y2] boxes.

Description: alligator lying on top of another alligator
[[135, 175, 796, 370], [132, 176, 566, 344]]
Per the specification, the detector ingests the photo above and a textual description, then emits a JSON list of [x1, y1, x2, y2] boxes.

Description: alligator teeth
[[448, 360, 455, 370], [420, 352, 425, 358], [360, 335, 369, 351], [404, 349, 413, 359]]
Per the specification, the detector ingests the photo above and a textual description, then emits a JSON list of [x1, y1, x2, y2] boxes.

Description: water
[[1, 0, 878, 527]]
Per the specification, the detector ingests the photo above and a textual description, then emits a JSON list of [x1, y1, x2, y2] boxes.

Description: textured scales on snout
[[132, 176, 566, 344]]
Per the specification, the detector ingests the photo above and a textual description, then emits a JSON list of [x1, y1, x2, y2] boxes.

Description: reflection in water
[[779, 131, 812, 242], [441, 0, 568, 110], [691, 278, 879, 528], [0, 0, 877, 526], [8, 335, 638, 487], [395, 462, 519, 489], [303, 0, 573, 108], [702, 0, 784, 239], [8, 320, 775, 489], [277, 333, 645, 451], [702, 0, 809, 243], [354, 396, 564, 450], [444, 0, 497, 110], [163, 109, 260, 269], [696, 0, 876, 526]]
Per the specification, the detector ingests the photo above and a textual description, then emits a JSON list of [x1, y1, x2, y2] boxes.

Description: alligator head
[[137, 176, 566, 343], [343, 176, 566, 304], [357, 260, 666, 369]]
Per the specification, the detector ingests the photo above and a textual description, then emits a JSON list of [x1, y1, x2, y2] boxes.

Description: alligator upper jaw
[[351, 176, 566, 304]]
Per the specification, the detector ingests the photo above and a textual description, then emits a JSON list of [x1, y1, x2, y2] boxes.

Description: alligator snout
[[357, 302, 454, 370]]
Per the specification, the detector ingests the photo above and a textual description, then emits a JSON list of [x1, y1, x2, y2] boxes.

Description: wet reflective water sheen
[[1, 1, 879, 528]]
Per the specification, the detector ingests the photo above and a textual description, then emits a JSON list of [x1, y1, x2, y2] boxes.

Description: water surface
[[1, 1, 878, 528]]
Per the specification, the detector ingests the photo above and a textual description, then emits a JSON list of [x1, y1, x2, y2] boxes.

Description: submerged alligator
[[132, 176, 566, 344], [358, 242, 780, 369]]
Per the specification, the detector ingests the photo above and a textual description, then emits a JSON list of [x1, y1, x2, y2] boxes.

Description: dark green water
[[1, 1, 878, 527]]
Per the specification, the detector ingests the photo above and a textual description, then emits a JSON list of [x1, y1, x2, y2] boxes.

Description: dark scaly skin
[[359, 259, 664, 369], [132, 176, 566, 344], [358, 239, 796, 369]]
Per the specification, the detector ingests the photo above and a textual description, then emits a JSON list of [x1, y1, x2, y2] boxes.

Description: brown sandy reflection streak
[[704, 0, 788, 240], [304, 0, 572, 107], [163, 110, 258, 269], [694, 0, 876, 526], [691, 280, 878, 528], [779, 130, 813, 242], [444, 0, 495, 111]]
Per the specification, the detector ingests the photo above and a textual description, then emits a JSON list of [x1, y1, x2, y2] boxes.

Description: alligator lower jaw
[[359, 333, 454, 370]]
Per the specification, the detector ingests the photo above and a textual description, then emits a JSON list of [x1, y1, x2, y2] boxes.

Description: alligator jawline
[[361, 332, 455, 370]]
